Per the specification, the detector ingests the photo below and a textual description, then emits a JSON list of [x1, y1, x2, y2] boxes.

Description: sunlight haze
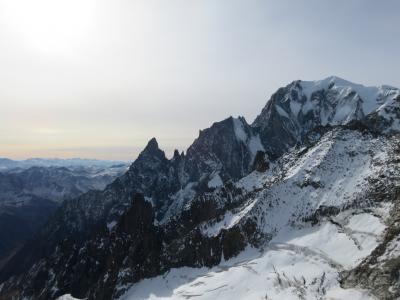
[[0, 0, 399, 160]]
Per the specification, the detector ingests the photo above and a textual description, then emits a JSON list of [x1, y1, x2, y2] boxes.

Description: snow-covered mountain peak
[[300, 75, 354, 94], [301, 75, 361, 90], [251, 77, 399, 158], [299, 76, 399, 113]]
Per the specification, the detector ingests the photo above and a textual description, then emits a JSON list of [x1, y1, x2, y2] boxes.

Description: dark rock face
[[87, 194, 163, 300], [121, 138, 181, 216], [252, 86, 301, 157], [0, 197, 57, 270], [303, 206, 341, 225], [252, 151, 269, 172], [184, 117, 254, 182]]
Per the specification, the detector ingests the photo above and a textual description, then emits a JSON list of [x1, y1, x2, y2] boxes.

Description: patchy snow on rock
[[201, 198, 258, 237], [379, 236, 400, 262], [161, 183, 197, 223]]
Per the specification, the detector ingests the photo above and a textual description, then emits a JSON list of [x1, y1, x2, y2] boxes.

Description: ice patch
[[346, 213, 386, 236], [248, 135, 264, 156], [107, 220, 117, 230], [232, 118, 247, 143], [275, 105, 289, 118], [290, 100, 301, 117], [57, 295, 81, 300], [208, 173, 223, 188]]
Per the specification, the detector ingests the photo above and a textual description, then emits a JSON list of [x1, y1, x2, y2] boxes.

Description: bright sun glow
[[1, 0, 94, 55]]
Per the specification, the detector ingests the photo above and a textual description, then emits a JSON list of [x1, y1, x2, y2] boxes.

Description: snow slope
[[121, 206, 387, 300]]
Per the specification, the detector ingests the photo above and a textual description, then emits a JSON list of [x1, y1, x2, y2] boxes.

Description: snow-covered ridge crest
[[201, 128, 392, 237], [300, 75, 398, 105]]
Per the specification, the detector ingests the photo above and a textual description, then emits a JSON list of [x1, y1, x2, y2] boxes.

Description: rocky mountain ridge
[[0, 76, 399, 300]]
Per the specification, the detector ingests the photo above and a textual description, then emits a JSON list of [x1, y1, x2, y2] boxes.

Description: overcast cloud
[[0, 0, 399, 160]]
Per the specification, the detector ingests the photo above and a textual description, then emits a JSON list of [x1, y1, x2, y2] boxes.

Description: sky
[[0, 0, 399, 161]]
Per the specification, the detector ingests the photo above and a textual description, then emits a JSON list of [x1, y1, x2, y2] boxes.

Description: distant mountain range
[[0, 158, 129, 171], [0, 76, 399, 300]]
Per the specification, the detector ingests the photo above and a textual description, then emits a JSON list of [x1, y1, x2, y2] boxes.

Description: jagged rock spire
[[143, 137, 159, 152], [137, 137, 166, 159]]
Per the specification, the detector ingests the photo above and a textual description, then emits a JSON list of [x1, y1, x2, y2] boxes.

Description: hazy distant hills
[[0, 158, 128, 171]]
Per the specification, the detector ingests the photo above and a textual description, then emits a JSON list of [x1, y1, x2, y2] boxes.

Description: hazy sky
[[0, 0, 399, 160]]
